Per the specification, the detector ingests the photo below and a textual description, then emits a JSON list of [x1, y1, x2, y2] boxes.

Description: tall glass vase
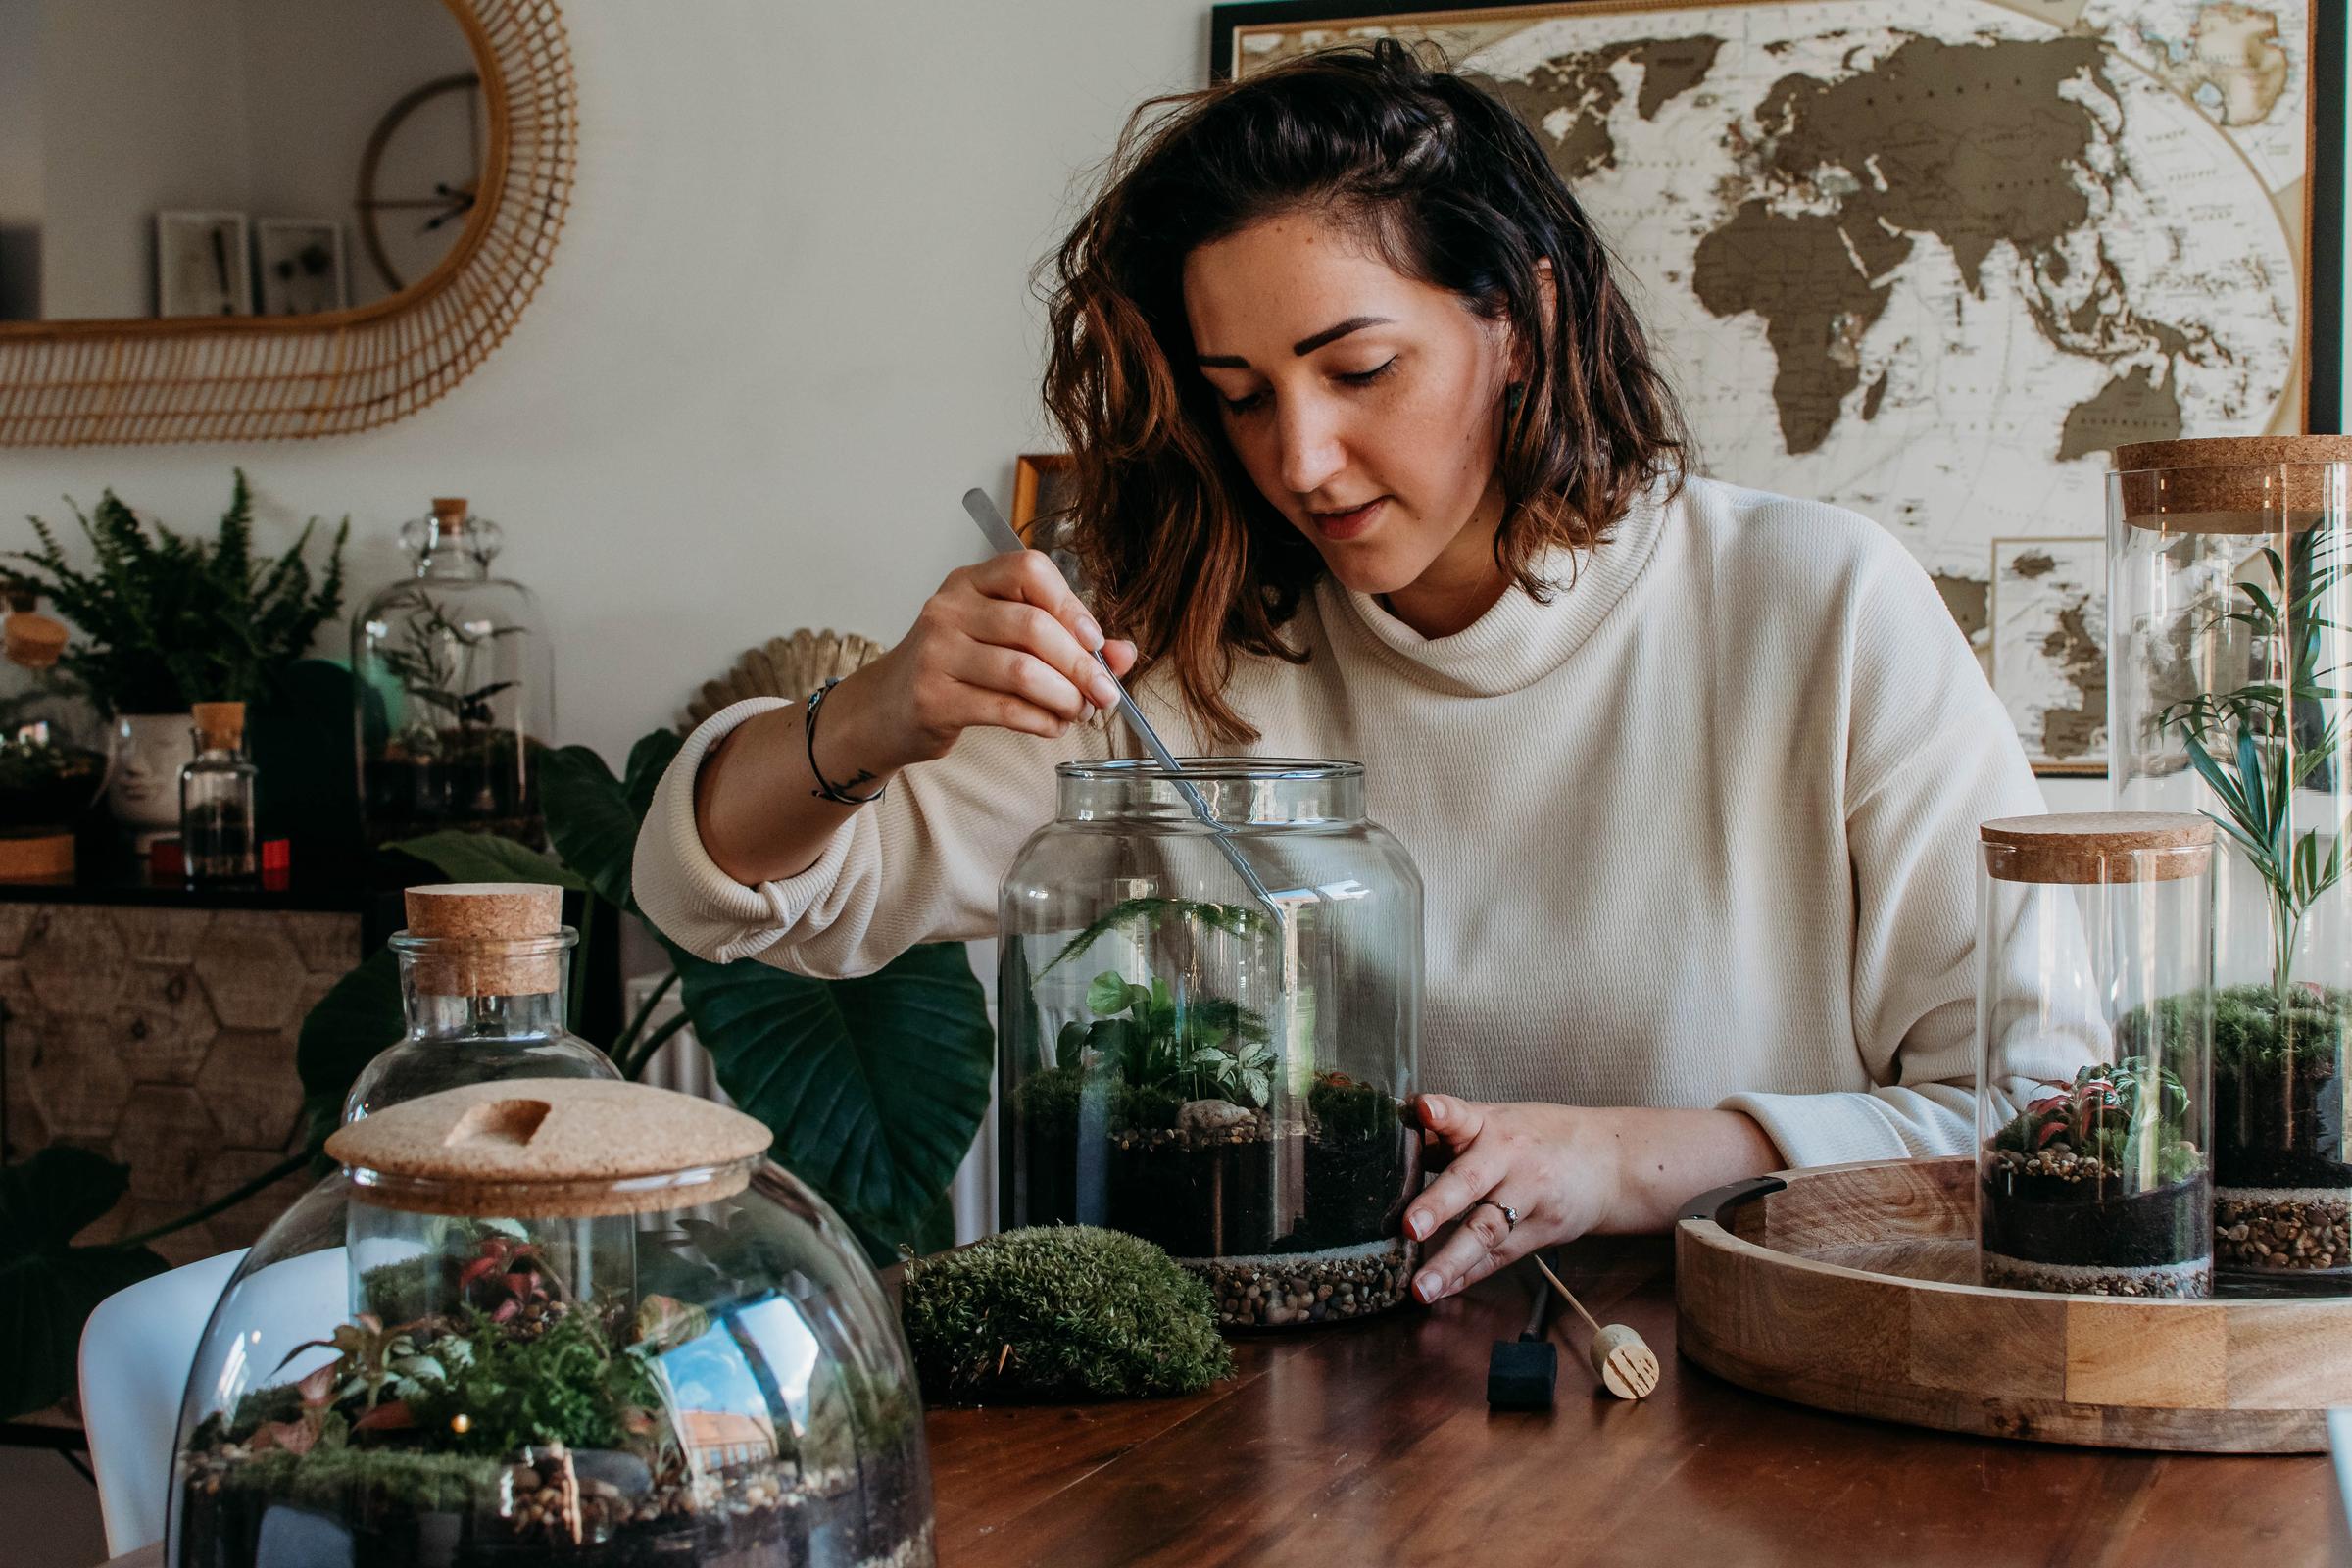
[[2109, 436, 2352, 1281]]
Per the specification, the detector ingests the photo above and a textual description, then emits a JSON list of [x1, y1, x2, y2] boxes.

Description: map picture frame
[[1211, 0, 2345, 775], [1987, 536, 2108, 776]]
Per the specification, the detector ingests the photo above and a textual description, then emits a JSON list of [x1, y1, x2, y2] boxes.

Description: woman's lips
[[1310, 497, 1386, 541]]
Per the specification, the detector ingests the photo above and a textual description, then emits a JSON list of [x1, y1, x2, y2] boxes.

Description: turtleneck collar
[[1315, 480, 1668, 698]]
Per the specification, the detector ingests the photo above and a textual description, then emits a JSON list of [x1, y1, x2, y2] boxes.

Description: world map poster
[[1216, 0, 2339, 772]]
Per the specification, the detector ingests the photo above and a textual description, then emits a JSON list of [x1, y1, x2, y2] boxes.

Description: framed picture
[[254, 220, 349, 316], [154, 211, 252, 318], [1987, 538, 2107, 777], [1010, 453, 1075, 545], [1213, 0, 2343, 767]]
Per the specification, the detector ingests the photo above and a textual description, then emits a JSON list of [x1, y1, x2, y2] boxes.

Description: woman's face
[[1183, 211, 1516, 602]]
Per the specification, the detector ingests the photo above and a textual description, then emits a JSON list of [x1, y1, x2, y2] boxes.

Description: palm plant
[[2158, 520, 2350, 1022]]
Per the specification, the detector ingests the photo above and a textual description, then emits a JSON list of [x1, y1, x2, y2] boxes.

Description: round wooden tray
[[1675, 1156, 2352, 1453]]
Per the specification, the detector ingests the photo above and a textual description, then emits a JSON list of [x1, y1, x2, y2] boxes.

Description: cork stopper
[[431, 497, 468, 523], [325, 1079, 773, 1218], [2, 609, 67, 670], [190, 700, 245, 748], [401, 882, 566, 995], [2113, 435, 2352, 534], [1980, 812, 2215, 884]]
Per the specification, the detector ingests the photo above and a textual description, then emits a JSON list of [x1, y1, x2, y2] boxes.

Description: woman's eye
[[1338, 358, 1397, 387], [1219, 388, 1268, 415]]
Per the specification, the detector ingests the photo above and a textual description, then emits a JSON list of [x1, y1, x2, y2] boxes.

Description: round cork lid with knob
[[2112, 434, 2352, 534], [1980, 812, 2214, 884], [402, 882, 567, 997], [326, 1078, 773, 1217]]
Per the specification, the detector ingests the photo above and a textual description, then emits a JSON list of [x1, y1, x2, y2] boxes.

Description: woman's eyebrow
[[1196, 315, 1396, 368]]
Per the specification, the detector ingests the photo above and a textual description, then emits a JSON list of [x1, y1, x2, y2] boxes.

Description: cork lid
[[2113, 435, 2352, 534], [401, 882, 567, 995], [2, 609, 67, 670], [191, 700, 244, 746], [326, 1078, 773, 1218], [1980, 812, 2215, 884], [431, 497, 469, 522]]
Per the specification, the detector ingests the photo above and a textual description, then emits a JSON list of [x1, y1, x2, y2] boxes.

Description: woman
[[635, 42, 2042, 1306]]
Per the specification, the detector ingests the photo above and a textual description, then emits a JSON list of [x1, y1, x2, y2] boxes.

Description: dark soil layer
[[2214, 1060, 2352, 1191], [366, 738, 542, 848], [0, 750, 102, 835], [175, 1462, 929, 1568], [1981, 1165, 2211, 1269], [1022, 1122, 1417, 1262]]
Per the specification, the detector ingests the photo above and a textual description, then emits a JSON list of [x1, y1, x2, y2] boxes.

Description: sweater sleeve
[[1719, 530, 2055, 1166], [631, 696, 1085, 979]]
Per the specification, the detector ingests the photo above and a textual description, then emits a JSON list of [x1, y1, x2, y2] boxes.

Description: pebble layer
[[2215, 1190, 2352, 1272], [1981, 1250, 2213, 1298], [1188, 1236, 1415, 1329]]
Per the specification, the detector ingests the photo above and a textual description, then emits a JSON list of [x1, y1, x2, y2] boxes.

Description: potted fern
[[10, 471, 348, 838]]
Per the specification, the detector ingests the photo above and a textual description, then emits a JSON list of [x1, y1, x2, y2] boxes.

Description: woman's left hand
[[1402, 1093, 1618, 1304]]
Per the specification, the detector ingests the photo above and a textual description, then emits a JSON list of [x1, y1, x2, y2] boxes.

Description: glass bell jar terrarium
[[169, 1078, 936, 1568], [344, 883, 617, 1125], [999, 759, 1422, 1329], [1976, 813, 2216, 1298], [355, 497, 554, 849], [2110, 436, 2352, 1282], [0, 580, 111, 878]]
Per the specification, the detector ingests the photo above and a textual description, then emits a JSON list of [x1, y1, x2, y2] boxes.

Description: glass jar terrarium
[[999, 759, 1422, 1329], [344, 883, 617, 1124], [354, 498, 553, 849], [2110, 436, 2352, 1280], [0, 583, 110, 878], [1977, 813, 2216, 1298], [169, 1078, 935, 1568]]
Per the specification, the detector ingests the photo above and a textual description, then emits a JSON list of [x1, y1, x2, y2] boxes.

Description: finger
[[951, 641, 1090, 722], [1416, 1093, 1485, 1149], [938, 673, 1072, 742], [1414, 1202, 1523, 1303], [1402, 1146, 1499, 1245], [1101, 639, 1139, 679], [969, 600, 1121, 711], [974, 550, 1104, 653]]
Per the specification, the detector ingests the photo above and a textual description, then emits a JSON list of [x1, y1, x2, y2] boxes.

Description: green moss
[[900, 1226, 1231, 1403], [1012, 1065, 1182, 1141], [404, 1306, 661, 1458], [1307, 1073, 1398, 1145], [218, 1446, 501, 1513], [2120, 984, 2352, 1076]]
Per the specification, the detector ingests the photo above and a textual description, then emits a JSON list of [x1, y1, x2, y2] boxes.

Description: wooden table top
[[104, 1238, 2341, 1567]]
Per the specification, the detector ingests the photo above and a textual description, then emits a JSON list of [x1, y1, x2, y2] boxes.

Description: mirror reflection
[[0, 0, 482, 323]]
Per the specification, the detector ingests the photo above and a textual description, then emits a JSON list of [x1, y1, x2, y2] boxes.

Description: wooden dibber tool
[[1533, 1252, 1659, 1399]]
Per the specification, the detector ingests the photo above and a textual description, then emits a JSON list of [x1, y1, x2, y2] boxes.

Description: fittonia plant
[[2158, 521, 2350, 1020], [1058, 970, 1275, 1108], [1989, 1058, 2202, 1189]]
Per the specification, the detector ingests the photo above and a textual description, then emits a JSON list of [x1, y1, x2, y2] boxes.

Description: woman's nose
[[1277, 397, 1347, 497]]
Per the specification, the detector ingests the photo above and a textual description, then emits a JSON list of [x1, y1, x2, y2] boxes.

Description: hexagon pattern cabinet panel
[[0, 906, 362, 1266]]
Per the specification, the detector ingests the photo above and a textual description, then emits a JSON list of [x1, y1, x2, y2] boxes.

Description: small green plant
[[899, 1226, 1231, 1402], [10, 469, 348, 712], [1989, 1057, 2203, 1188], [1033, 896, 1267, 982], [372, 589, 524, 747], [1057, 969, 1272, 1107]]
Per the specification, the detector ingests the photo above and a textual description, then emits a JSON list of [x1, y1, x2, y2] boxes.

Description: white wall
[[0, 0, 2340, 785]]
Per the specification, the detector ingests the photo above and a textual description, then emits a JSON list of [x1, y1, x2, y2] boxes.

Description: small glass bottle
[[179, 701, 258, 885], [342, 881, 618, 1123]]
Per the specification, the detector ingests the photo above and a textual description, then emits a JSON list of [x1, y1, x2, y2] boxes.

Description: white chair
[[78, 1246, 348, 1557]]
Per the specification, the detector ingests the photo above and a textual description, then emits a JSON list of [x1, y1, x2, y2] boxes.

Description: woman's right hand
[[828, 550, 1138, 775]]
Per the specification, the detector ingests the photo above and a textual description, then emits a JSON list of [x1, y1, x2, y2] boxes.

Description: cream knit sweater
[[634, 475, 2048, 1168]]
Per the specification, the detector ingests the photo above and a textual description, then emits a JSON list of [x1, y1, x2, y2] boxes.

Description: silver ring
[[1474, 1198, 1518, 1231]]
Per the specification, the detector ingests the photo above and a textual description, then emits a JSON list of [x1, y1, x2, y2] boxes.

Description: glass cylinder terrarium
[[0, 582, 110, 878], [2110, 436, 2352, 1280], [999, 759, 1422, 1330], [1977, 813, 2216, 1298], [168, 1079, 935, 1568], [343, 884, 618, 1125], [354, 498, 554, 849]]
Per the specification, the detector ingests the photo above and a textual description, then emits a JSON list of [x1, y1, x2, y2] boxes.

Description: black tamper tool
[[1486, 1257, 1560, 1410]]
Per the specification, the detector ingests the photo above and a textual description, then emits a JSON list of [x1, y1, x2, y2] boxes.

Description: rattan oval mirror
[[0, 0, 575, 447]]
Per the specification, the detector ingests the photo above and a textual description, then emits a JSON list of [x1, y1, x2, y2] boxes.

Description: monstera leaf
[[0, 1148, 168, 1418], [670, 940, 994, 1248], [294, 949, 406, 1148], [540, 732, 682, 913]]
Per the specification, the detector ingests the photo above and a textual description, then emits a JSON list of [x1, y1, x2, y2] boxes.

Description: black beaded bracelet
[[804, 678, 887, 806]]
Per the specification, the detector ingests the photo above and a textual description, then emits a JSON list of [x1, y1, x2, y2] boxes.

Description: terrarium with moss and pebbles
[[169, 1078, 934, 1568], [1976, 814, 2218, 1298], [999, 759, 1422, 1330], [2109, 437, 2352, 1284]]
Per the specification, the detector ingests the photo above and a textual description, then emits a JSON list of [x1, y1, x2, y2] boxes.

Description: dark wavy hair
[[1042, 39, 1688, 744]]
